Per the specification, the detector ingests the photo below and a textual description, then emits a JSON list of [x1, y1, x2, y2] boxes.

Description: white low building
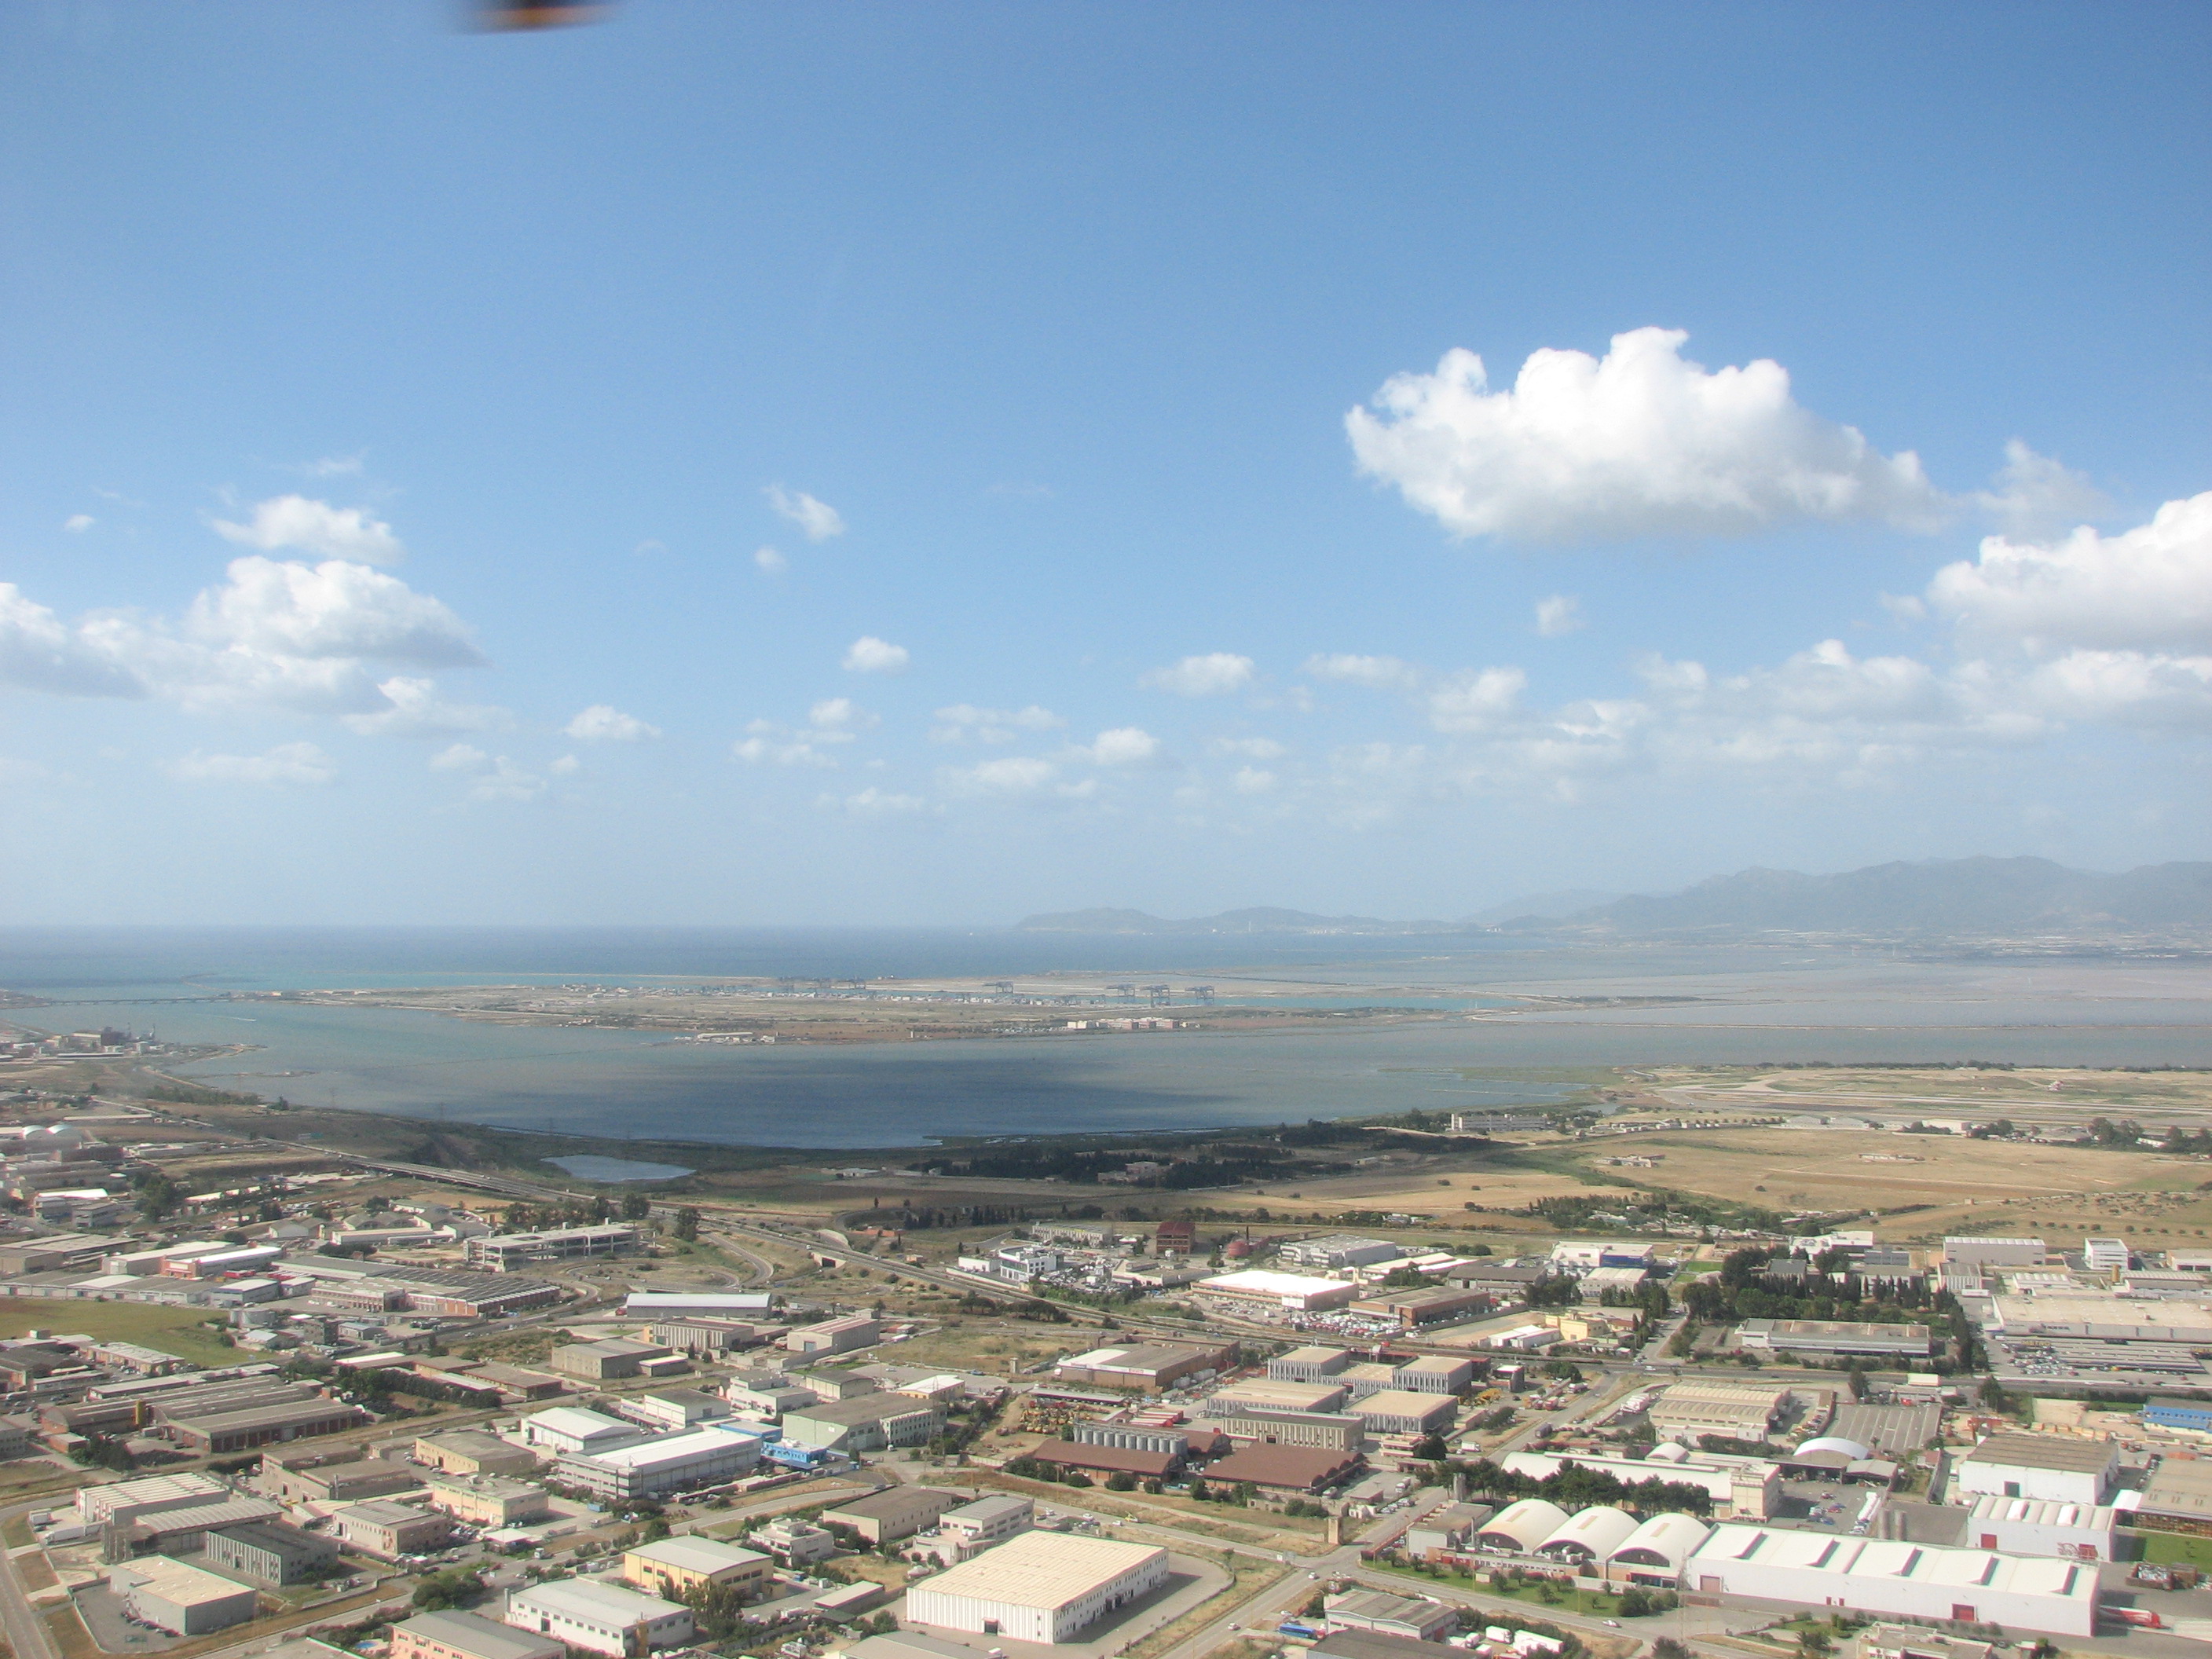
[[504, 1579, 694, 1657], [903, 1533, 1168, 1643], [522, 1407, 650, 1458], [556, 1427, 762, 1500], [1953, 1434, 2118, 1507], [1961, 1495, 2118, 1561], [1685, 1525, 2098, 1636]]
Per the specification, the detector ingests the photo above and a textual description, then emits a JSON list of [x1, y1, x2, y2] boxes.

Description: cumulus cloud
[[341, 676, 511, 737], [754, 546, 788, 575], [189, 556, 483, 668], [1928, 490, 2212, 655], [929, 704, 1063, 745], [1535, 595, 1585, 636], [1232, 766, 1276, 794], [430, 743, 488, 772], [843, 635, 910, 675], [734, 701, 871, 767], [830, 786, 933, 818], [1208, 736, 1287, 759], [165, 742, 336, 786], [1303, 653, 1418, 690], [213, 496, 405, 564], [1972, 441, 2111, 541], [64, 515, 93, 533], [565, 704, 660, 742], [946, 756, 1059, 794], [1143, 652, 1254, 696], [0, 584, 148, 698], [467, 757, 544, 802], [1079, 727, 1162, 767], [766, 485, 845, 542], [301, 455, 365, 478], [1346, 327, 1946, 544], [734, 737, 837, 767], [1428, 667, 1528, 732], [551, 754, 581, 775]]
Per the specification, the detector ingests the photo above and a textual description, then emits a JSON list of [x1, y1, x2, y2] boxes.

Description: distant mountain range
[[1016, 858, 2212, 939]]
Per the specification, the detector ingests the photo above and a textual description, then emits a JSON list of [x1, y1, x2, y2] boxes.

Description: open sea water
[[2, 926, 2210, 1149]]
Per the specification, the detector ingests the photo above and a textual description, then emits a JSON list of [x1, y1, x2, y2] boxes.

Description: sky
[[2, 2, 2208, 926]]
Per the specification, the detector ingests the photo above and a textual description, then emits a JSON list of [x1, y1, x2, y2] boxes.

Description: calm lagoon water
[[4, 927, 2210, 1150]]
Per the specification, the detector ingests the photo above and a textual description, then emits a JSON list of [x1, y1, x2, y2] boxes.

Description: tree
[[412, 1567, 484, 1610], [1104, 1471, 1137, 1491], [672, 1207, 701, 1242], [1411, 1433, 1449, 1461], [620, 1192, 652, 1221]]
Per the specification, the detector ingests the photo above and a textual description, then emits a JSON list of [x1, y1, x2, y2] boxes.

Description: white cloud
[[301, 454, 365, 478], [1346, 327, 1946, 544], [1535, 595, 1585, 636], [468, 757, 544, 802], [734, 737, 837, 767], [766, 485, 845, 542], [929, 704, 1064, 744], [947, 756, 1059, 794], [1928, 490, 2212, 655], [189, 556, 483, 668], [1302, 653, 1418, 690], [565, 704, 660, 742], [0, 584, 148, 698], [1232, 766, 1276, 794], [831, 786, 932, 818], [213, 495, 405, 564], [842, 636, 910, 675], [64, 514, 93, 533], [1079, 727, 1162, 767], [2023, 649, 2212, 729], [1428, 667, 1528, 731], [1972, 440, 2111, 541], [754, 546, 788, 575], [551, 754, 581, 775], [342, 676, 511, 738], [430, 743, 489, 772], [1143, 652, 1254, 696], [807, 697, 877, 734], [165, 742, 336, 787], [1208, 736, 1287, 760]]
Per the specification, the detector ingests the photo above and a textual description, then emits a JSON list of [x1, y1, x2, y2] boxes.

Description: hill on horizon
[[1018, 858, 2212, 939]]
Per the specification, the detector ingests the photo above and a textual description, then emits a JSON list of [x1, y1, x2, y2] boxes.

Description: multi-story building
[[202, 1521, 341, 1585], [423, 1474, 550, 1528], [621, 1536, 772, 1600], [467, 1225, 643, 1273], [1276, 1236, 1401, 1271], [555, 1428, 763, 1501], [328, 1500, 453, 1558]]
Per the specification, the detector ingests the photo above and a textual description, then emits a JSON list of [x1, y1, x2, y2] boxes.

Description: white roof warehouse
[[903, 1533, 1169, 1643]]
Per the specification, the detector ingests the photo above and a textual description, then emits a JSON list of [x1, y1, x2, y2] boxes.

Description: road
[[0, 1504, 59, 1659]]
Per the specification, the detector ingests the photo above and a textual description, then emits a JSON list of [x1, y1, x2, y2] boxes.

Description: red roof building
[[1025, 1438, 1181, 1480], [1200, 1443, 1362, 1493]]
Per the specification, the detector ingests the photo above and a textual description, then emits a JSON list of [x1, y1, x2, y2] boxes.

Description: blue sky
[[2, 2, 2207, 925]]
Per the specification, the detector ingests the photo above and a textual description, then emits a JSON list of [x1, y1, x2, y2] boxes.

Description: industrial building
[[1647, 1381, 1789, 1445], [1942, 1236, 2047, 1269], [939, 1495, 1034, 1549], [258, 1450, 424, 1506], [164, 1397, 372, 1453], [786, 1315, 881, 1357], [1348, 1390, 1456, 1437], [1269, 1346, 1354, 1382], [119, 1496, 284, 1555], [1321, 1591, 1457, 1642], [77, 1473, 230, 1529], [423, 1474, 551, 1527], [413, 1431, 540, 1478], [1219, 1408, 1364, 1452], [1276, 1236, 1403, 1270], [556, 1427, 762, 1500], [522, 1406, 650, 1457], [1606, 1513, 1713, 1585], [2123, 1457, 2212, 1533], [623, 1291, 775, 1319], [1204, 1379, 1350, 1416], [650, 1317, 758, 1355], [621, 1536, 773, 1599], [779, 1393, 942, 1453], [1347, 1286, 1492, 1328], [1478, 1499, 1572, 1553], [392, 1610, 565, 1659], [1961, 1496, 2116, 1560], [613, 1390, 734, 1434], [1403, 1503, 1492, 1557], [1534, 1506, 1639, 1565], [903, 1533, 1170, 1643], [108, 1557, 261, 1635], [328, 1500, 453, 1558], [1733, 1320, 1935, 1357], [821, 1488, 964, 1544], [2083, 1238, 2130, 1274], [504, 1579, 694, 1657], [202, 1521, 341, 1585], [2145, 1399, 2212, 1434], [1050, 1341, 1236, 1391], [1953, 1434, 2119, 1505], [1026, 1438, 1181, 1481], [1194, 1270, 1361, 1313], [1684, 1525, 2098, 1636], [1392, 1355, 1476, 1395], [1199, 1443, 1361, 1493], [467, 1225, 643, 1273], [551, 1339, 673, 1381], [1498, 1451, 1778, 1520]]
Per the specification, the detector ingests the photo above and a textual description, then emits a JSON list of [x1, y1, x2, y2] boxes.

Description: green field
[[0, 1301, 240, 1368], [2137, 1531, 2212, 1570]]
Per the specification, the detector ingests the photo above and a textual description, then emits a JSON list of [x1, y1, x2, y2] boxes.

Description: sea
[[2, 926, 2210, 1151]]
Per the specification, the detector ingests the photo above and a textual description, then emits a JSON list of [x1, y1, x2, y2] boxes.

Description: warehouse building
[[1478, 1499, 1572, 1554], [202, 1520, 341, 1586], [1195, 1270, 1361, 1313], [613, 1389, 734, 1434], [904, 1533, 1169, 1643], [1347, 1286, 1492, 1328], [1403, 1503, 1492, 1557], [1961, 1496, 2116, 1560], [1648, 1381, 1789, 1445], [821, 1488, 965, 1544], [1393, 1355, 1476, 1395], [1199, 1443, 1361, 1494], [1026, 1438, 1181, 1482], [939, 1495, 1034, 1550], [1219, 1408, 1364, 1452], [2144, 1399, 2212, 1434], [1068, 1421, 1188, 1457], [779, 1393, 942, 1453], [1733, 1320, 1935, 1357], [1269, 1346, 1353, 1382], [117, 1496, 283, 1555], [1942, 1236, 2047, 1269], [1320, 1591, 1457, 1643], [328, 1500, 452, 1558], [77, 1473, 229, 1529], [557, 1426, 763, 1500], [2120, 1458, 2212, 1533], [413, 1431, 540, 1478], [1954, 1434, 2119, 1506], [392, 1610, 564, 1659], [1684, 1525, 2098, 1636], [1349, 1390, 1456, 1437], [1051, 1341, 1236, 1391], [109, 1557, 261, 1635], [522, 1406, 650, 1457], [504, 1579, 694, 1657], [424, 1474, 550, 1527], [467, 1225, 643, 1273], [551, 1339, 673, 1381], [258, 1450, 423, 1506], [1336, 1363, 1401, 1400], [1204, 1379, 1350, 1417], [1535, 1506, 1639, 1565], [621, 1536, 773, 1599], [1277, 1236, 1402, 1271], [165, 1397, 372, 1454], [786, 1315, 881, 1357], [651, 1317, 757, 1355], [1605, 1512, 1712, 1586]]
